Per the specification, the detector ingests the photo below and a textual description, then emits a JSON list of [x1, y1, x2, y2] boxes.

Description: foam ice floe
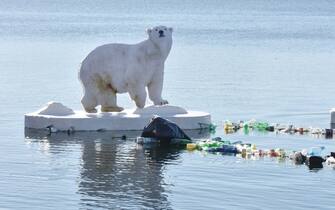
[[25, 102, 211, 131]]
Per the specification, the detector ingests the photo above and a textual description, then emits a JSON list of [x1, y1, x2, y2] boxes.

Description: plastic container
[[325, 129, 333, 138], [186, 143, 197, 151], [136, 137, 156, 144], [266, 126, 275, 132]]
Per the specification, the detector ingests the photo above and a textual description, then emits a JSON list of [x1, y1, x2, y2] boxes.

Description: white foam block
[[25, 102, 211, 131]]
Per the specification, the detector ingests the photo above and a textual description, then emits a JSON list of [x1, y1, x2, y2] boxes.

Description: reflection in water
[[25, 128, 209, 209]]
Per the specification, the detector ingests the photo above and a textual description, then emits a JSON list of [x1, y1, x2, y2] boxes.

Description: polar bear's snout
[[159, 30, 165, 37]]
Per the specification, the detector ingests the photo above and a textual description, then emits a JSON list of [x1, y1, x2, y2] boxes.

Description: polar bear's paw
[[155, 99, 169, 106], [85, 108, 98, 113], [101, 106, 124, 112]]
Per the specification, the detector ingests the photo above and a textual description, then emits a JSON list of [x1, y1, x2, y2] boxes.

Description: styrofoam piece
[[37, 101, 75, 116], [25, 102, 211, 131], [331, 108, 335, 129]]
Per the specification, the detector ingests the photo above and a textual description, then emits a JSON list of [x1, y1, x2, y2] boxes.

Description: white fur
[[79, 26, 173, 112]]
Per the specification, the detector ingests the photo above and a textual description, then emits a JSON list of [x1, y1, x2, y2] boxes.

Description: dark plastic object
[[325, 129, 333, 138], [266, 126, 275, 132], [307, 156, 325, 169], [141, 116, 191, 141]]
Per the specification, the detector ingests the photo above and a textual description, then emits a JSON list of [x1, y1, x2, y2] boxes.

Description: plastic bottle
[[251, 144, 257, 151], [224, 120, 234, 133], [308, 146, 325, 156], [247, 119, 257, 128], [186, 143, 197, 151], [275, 148, 286, 158], [243, 123, 249, 134], [325, 129, 333, 138]]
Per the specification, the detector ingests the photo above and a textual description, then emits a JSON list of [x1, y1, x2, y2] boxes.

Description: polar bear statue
[[79, 25, 173, 113]]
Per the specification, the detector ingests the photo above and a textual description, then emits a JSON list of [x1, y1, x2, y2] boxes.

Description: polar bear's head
[[147, 25, 173, 50]]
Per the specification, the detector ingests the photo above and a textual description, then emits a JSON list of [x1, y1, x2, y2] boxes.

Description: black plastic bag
[[141, 116, 191, 141], [307, 156, 325, 170]]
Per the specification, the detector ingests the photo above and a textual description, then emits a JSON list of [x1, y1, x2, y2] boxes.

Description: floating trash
[[307, 156, 325, 170], [186, 143, 197, 151], [199, 122, 217, 134], [182, 136, 335, 170], [289, 152, 307, 165], [222, 119, 335, 139], [326, 156, 335, 165]]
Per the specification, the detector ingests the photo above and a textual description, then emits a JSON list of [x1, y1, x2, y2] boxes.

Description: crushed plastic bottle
[[197, 139, 237, 153], [224, 120, 235, 133], [254, 122, 269, 131]]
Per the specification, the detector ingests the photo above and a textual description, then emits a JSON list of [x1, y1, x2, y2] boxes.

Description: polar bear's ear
[[168, 27, 173, 32], [146, 28, 152, 35]]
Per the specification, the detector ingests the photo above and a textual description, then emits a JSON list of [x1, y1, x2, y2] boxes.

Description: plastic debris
[[136, 137, 156, 144], [186, 143, 197, 151], [254, 122, 269, 131], [307, 156, 325, 170], [199, 123, 217, 134], [222, 119, 334, 139], [289, 152, 307, 165], [326, 156, 335, 165], [180, 135, 334, 170], [325, 129, 333, 138], [141, 116, 191, 141], [136, 137, 191, 145]]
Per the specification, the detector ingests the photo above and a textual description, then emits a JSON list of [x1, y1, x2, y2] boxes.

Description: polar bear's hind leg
[[100, 91, 124, 112], [94, 74, 124, 112]]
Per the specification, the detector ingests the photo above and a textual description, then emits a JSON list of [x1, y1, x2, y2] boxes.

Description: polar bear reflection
[[79, 26, 173, 113]]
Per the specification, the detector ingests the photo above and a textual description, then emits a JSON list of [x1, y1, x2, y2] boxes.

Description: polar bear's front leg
[[129, 85, 147, 108], [148, 71, 168, 105]]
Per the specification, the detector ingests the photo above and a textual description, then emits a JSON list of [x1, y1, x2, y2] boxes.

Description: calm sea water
[[1, 0, 335, 209]]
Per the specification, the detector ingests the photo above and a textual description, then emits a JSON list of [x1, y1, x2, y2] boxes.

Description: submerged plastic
[[197, 139, 237, 154]]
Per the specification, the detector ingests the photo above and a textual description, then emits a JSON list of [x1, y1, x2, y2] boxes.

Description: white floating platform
[[25, 102, 211, 131], [331, 108, 335, 129]]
